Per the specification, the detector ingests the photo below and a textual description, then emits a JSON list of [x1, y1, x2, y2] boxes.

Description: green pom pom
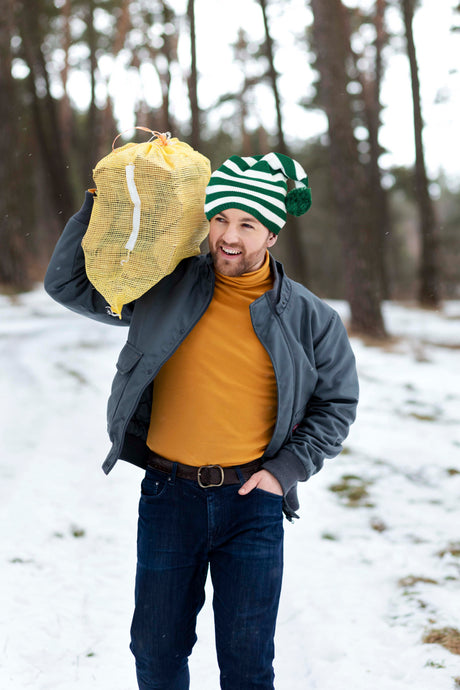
[[286, 184, 312, 216]]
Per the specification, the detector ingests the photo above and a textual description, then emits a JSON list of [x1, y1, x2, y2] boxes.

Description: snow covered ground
[[1, 289, 459, 690]]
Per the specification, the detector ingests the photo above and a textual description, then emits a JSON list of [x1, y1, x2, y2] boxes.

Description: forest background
[[1, 0, 459, 339]]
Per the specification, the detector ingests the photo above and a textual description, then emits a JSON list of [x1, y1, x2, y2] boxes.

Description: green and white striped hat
[[204, 153, 312, 235]]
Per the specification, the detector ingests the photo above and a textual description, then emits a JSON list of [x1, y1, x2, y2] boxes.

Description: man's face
[[208, 208, 277, 277]]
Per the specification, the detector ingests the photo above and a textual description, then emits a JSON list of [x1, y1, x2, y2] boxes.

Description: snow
[[1, 289, 459, 689]]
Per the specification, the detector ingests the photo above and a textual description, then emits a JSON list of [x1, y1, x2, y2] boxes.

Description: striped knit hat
[[204, 153, 312, 235]]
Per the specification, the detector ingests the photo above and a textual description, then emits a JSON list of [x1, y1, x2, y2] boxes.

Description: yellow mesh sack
[[82, 129, 211, 318]]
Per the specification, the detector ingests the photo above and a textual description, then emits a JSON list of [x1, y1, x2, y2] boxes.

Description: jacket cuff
[[74, 190, 95, 225], [262, 448, 308, 495]]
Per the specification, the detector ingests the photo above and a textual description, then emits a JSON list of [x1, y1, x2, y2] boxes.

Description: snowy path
[[1, 290, 459, 689]]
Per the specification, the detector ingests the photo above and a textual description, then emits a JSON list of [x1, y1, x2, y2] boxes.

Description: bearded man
[[45, 152, 359, 690]]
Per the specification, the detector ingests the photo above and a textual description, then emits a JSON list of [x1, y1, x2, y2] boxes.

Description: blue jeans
[[130, 464, 284, 690]]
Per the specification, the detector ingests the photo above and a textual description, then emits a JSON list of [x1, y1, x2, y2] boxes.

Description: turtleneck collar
[[215, 251, 271, 289]]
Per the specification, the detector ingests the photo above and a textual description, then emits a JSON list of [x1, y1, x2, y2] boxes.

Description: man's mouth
[[220, 246, 242, 256]]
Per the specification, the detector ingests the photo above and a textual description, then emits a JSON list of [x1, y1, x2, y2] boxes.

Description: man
[[45, 152, 359, 690]]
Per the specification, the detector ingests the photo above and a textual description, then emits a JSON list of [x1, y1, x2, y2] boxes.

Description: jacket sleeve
[[44, 191, 132, 325], [263, 311, 359, 516]]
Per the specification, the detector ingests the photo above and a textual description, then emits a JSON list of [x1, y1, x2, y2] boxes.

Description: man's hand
[[238, 469, 283, 496]]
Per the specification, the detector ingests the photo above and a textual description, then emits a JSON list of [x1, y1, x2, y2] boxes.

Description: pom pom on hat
[[204, 152, 312, 235], [286, 180, 312, 216]]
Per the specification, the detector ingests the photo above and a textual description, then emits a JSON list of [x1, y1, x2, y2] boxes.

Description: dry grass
[[446, 468, 460, 476], [328, 475, 374, 507], [370, 517, 387, 532], [438, 542, 460, 558], [398, 575, 438, 588], [422, 627, 460, 655], [321, 532, 339, 541], [407, 412, 438, 422]]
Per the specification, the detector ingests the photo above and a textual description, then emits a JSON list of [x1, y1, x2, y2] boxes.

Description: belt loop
[[169, 462, 178, 485], [235, 467, 245, 485]]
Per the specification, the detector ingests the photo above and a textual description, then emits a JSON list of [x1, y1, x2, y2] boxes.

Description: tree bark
[[0, 0, 32, 288], [356, 0, 391, 298], [258, 0, 287, 155], [258, 0, 309, 285], [157, 2, 178, 135], [187, 0, 201, 149], [59, 0, 73, 160], [85, 0, 99, 171], [18, 1, 75, 220], [401, 0, 440, 307], [310, 0, 386, 338]]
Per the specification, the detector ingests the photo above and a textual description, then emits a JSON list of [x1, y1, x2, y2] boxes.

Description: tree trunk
[[85, 0, 99, 171], [239, 91, 252, 156], [401, 0, 440, 307], [18, 3, 75, 220], [258, 0, 308, 285], [97, 0, 131, 160], [157, 1, 178, 135], [0, 0, 32, 289], [357, 0, 391, 298], [59, 0, 73, 160], [310, 0, 386, 338], [258, 0, 287, 156], [187, 0, 201, 149]]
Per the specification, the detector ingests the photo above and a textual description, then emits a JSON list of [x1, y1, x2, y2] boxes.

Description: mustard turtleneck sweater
[[146, 252, 278, 466]]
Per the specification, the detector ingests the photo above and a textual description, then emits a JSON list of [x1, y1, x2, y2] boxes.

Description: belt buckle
[[197, 464, 224, 488]]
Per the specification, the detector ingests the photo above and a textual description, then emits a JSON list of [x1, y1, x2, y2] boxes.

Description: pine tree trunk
[[401, 0, 440, 307], [310, 0, 386, 338], [85, 0, 99, 172], [18, 5, 75, 221], [0, 0, 33, 289], [359, 0, 391, 299], [157, 1, 177, 135], [258, 0, 309, 285], [187, 0, 201, 150]]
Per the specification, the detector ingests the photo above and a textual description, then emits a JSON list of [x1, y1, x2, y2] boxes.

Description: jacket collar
[[268, 253, 291, 314]]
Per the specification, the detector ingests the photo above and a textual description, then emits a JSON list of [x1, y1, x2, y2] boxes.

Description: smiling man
[[45, 152, 359, 690], [208, 208, 277, 276]]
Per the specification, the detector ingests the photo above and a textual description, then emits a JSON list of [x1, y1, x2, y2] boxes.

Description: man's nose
[[221, 224, 240, 244]]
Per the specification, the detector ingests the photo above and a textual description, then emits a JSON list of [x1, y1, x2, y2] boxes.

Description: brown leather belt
[[147, 451, 263, 488]]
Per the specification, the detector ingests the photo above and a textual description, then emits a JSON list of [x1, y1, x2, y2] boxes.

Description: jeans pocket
[[253, 487, 283, 500], [140, 468, 169, 502]]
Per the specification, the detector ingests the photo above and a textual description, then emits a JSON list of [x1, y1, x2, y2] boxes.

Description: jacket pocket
[[107, 342, 144, 430], [291, 404, 307, 435], [116, 341, 143, 374]]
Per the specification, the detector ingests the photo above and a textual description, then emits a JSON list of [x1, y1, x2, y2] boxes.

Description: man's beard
[[210, 245, 249, 277]]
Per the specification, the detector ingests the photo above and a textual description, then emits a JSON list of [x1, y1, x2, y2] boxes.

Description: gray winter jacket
[[45, 192, 359, 519]]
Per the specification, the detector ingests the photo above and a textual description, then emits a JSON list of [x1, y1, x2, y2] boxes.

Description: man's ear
[[267, 233, 278, 248]]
